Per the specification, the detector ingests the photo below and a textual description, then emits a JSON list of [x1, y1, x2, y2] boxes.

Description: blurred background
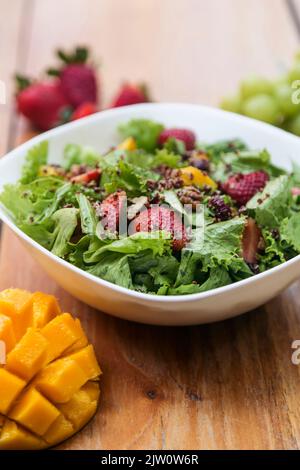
[[1, 0, 300, 155]]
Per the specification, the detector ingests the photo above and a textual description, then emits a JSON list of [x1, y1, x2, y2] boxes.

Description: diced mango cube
[[0, 289, 33, 339], [41, 313, 85, 362], [6, 328, 48, 381], [68, 345, 101, 380], [82, 381, 101, 402], [9, 388, 60, 436], [0, 419, 45, 450], [62, 319, 88, 355], [180, 166, 217, 189], [43, 415, 73, 446], [0, 369, 26, 414], [58, 383, 99, 429], [117, 137, 137, 151], [0, 314, 16, 353], [35, 358, 87, 403], [31, 292, 61, 328]]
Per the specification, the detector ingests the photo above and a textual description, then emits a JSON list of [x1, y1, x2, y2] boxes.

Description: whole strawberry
[[50, 47, 98, 108], [131, 206, 187, 251], [16, 78, 70, 131], [222, 171, 269, 205], [110, 83, 148, 108], [158, 128, 196, 151]]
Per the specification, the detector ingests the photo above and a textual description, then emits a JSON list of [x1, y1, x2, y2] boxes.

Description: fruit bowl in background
[[0, 103, 300, 326]]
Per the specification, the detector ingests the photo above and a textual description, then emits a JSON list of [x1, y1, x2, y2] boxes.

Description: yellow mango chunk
[[41, 313, 85, 363], [9, 388, 60, 436], [0, 419, 45, 450], [35, 358, 87, 403], [31, 292, 61, 328], [43, 414, 74, 446], [0, 369, 26, 414], [82, 381, 101, 402], [0, 314, 16, 353], [58, 383, 99, 429], [117, 137, 137, 151], [62, 319, 88, 355], [68, 345, 102, 380], [6, 328, 48, 381], [0, 289, 33, 339], [180, 166, 217, 189]]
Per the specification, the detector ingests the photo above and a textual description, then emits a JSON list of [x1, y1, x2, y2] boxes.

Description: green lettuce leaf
[[175, 217, 246, 286], [77, 194, 97, 235], [280, 212, 300, 252], [51, 208, 78, 257], [88, 253, 133, 289], [168, 267, 232, 295], [63, 143, 100, 170], [84, 231, 172, 264], [247, 175, 291, 228], [118, 119, 164, 152], [20, 141, 48, 184], [212, 149, 285, 182]]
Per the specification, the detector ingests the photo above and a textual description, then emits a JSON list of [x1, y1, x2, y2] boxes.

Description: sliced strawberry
[[222, 171, 269, 206], [70, 169, 101, 184], [131, 206, 187, 251], [16, 80, 70, 131], [100, 191, 127, 232], [71, 102, 98, 121], [110, 83, 148, 108], [158, 128, 196, 151], [242, 218, 261, 264]]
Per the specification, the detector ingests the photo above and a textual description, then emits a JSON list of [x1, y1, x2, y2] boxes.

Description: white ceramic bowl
[[0, 103, 300, 325]]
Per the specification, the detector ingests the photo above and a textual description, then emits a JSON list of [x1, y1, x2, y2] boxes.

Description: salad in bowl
[[1, 116, 300, 298]]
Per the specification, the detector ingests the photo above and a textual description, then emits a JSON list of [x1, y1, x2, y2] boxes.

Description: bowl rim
[[1, 101, 300, 304]]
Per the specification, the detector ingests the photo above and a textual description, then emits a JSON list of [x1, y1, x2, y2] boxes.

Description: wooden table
[[1, 0, 300, 450]]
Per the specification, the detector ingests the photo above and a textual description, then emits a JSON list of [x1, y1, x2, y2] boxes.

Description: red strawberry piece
[[60, 64, 98, 108], [71, 102, 98, 121], [110, 83, 148, 108], [17, 81, 70, 131], [242, 218, 262, 265], [222, 171, 269, 206], [131, 206, 187, 251], [158, 128, 196, 151], [292, 187, 300, 196], [71, 169, 101, 185], [100, 191, 127, 232]]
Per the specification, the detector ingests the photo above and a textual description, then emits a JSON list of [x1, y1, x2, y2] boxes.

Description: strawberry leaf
[[15, 74, 32, 92]]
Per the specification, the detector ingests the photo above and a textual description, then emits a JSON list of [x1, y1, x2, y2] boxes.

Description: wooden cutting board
[[2, 0, 300, 450]]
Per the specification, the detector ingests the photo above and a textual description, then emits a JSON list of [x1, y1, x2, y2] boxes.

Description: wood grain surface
[[1, 0, 300, 450]]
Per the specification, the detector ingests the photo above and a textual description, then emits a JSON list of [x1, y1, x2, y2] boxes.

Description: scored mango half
[[0, 289, 101, 450], [180, 166, 217, 189]]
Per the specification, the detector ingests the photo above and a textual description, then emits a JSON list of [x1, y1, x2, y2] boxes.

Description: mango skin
[[0, 290, 101, 450]]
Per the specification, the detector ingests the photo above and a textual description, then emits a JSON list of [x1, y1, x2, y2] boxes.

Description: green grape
[[275, 82, 299, 117], [240, 76, 274, 99], [286, 113, 300, 136], [242, 94, 280, 125], [220, 94, 242, 113], [288, 63, 300, 84]]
